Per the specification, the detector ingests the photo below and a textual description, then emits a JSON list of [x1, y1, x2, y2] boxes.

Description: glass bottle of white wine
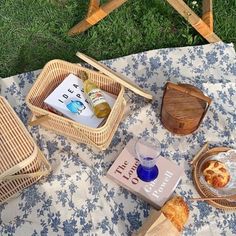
[[80, 71, 111, 118]]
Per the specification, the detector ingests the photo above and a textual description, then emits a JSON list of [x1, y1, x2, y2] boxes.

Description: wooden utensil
[[189, 194, 236, 201]]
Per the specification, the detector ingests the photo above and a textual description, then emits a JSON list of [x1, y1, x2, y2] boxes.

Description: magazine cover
[[44, 73, 116, 128], [107, 139, 184, 208]]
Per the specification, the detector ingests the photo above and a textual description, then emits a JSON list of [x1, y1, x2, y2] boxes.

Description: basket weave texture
[[26, 59, 126, 150], [161, 82, 211, 135], [0, 97, 51, 204], [193, 147, 236, 210]]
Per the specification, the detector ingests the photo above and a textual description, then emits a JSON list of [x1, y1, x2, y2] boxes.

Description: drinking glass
[[135, 137, 161, 182]]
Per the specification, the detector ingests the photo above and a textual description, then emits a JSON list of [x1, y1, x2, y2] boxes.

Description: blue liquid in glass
[[137, 157, 159, 182]]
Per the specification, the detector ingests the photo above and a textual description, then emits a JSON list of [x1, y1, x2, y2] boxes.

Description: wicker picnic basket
[[26, 53, 152, 150], [0, 96, 51, 204]]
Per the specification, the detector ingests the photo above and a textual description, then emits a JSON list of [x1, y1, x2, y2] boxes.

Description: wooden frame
[[68, 0, 221, 43], [68, 0, 128, 36], [166, 0, 220, 42]]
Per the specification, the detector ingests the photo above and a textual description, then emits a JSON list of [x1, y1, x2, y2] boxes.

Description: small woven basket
[[0, 97, 51, 204], [161, 82, 212, 135], [26, 54, 152, 150]]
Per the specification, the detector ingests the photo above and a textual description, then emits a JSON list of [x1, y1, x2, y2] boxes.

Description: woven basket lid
[[76, 52, 153, 100], [0, 96, 37, 176], [164, 84, 206, 121]]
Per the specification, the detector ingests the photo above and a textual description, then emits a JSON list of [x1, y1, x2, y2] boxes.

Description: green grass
[[0, 0, 235, 78]]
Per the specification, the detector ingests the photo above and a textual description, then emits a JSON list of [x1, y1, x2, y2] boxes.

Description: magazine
[[107, 139, 184, 208], [44, 73, 116, 128]]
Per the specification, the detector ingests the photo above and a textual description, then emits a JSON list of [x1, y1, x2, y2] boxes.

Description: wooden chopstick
[[189, 195, 236, 201]]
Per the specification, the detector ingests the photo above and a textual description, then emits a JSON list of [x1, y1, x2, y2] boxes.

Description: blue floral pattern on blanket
[[1, 42, 236, 236]]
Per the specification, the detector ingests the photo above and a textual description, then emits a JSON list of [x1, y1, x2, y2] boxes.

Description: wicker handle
[[70, 123, 100, 147], [29, 114, 49, 126], [190, 142, 209, 166], [76, 52, 153, 100], [0, 147, 51, 181], [0, 169, 50, 181], [166, 82, 212, 104], [29, 114, 103, 149]]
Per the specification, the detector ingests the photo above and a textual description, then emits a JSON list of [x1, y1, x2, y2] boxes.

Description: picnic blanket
[[1, 42, 236, 236]]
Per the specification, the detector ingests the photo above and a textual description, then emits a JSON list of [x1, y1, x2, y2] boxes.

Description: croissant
[[161, 196, 189, 232]]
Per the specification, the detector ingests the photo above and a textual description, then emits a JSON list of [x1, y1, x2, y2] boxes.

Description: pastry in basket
[[161, 196, 189, 232], [201, 160, 230, 188]]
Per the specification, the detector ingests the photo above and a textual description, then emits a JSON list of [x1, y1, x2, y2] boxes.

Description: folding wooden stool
[[68, 0, 221, 43]]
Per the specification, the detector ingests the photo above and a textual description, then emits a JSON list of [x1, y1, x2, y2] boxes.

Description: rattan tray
[[192, 144, 236, 210], [0, 96, 51, 204]]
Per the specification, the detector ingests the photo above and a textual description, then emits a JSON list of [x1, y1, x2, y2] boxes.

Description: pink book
[[107, 139, 184, 209]]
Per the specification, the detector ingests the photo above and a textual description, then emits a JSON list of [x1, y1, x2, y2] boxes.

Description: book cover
[[107, 139, 184, 209], [44, 74, 116, 128]]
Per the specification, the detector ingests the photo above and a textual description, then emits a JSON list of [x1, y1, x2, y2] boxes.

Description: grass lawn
[[0, 0, 235, 78]]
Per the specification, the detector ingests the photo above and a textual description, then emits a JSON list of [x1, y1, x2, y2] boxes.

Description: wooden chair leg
[[166, 0, 221, 43], [87, 0, 100, 17], [68, 0, 101, 36], [69, 0, 220, 43], [202, 0, 213, 31], [68, 0, 128, 36]]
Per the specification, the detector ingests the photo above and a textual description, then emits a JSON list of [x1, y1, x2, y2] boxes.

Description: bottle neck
[[80, 71, 89, 81]]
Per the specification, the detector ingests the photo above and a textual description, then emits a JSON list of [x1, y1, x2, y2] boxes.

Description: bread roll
[[161, 196, 189, 232], [202, 160, 230, 188]]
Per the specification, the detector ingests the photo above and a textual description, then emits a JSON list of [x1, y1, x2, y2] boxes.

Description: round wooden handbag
[[161, 82, 212, 135]]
